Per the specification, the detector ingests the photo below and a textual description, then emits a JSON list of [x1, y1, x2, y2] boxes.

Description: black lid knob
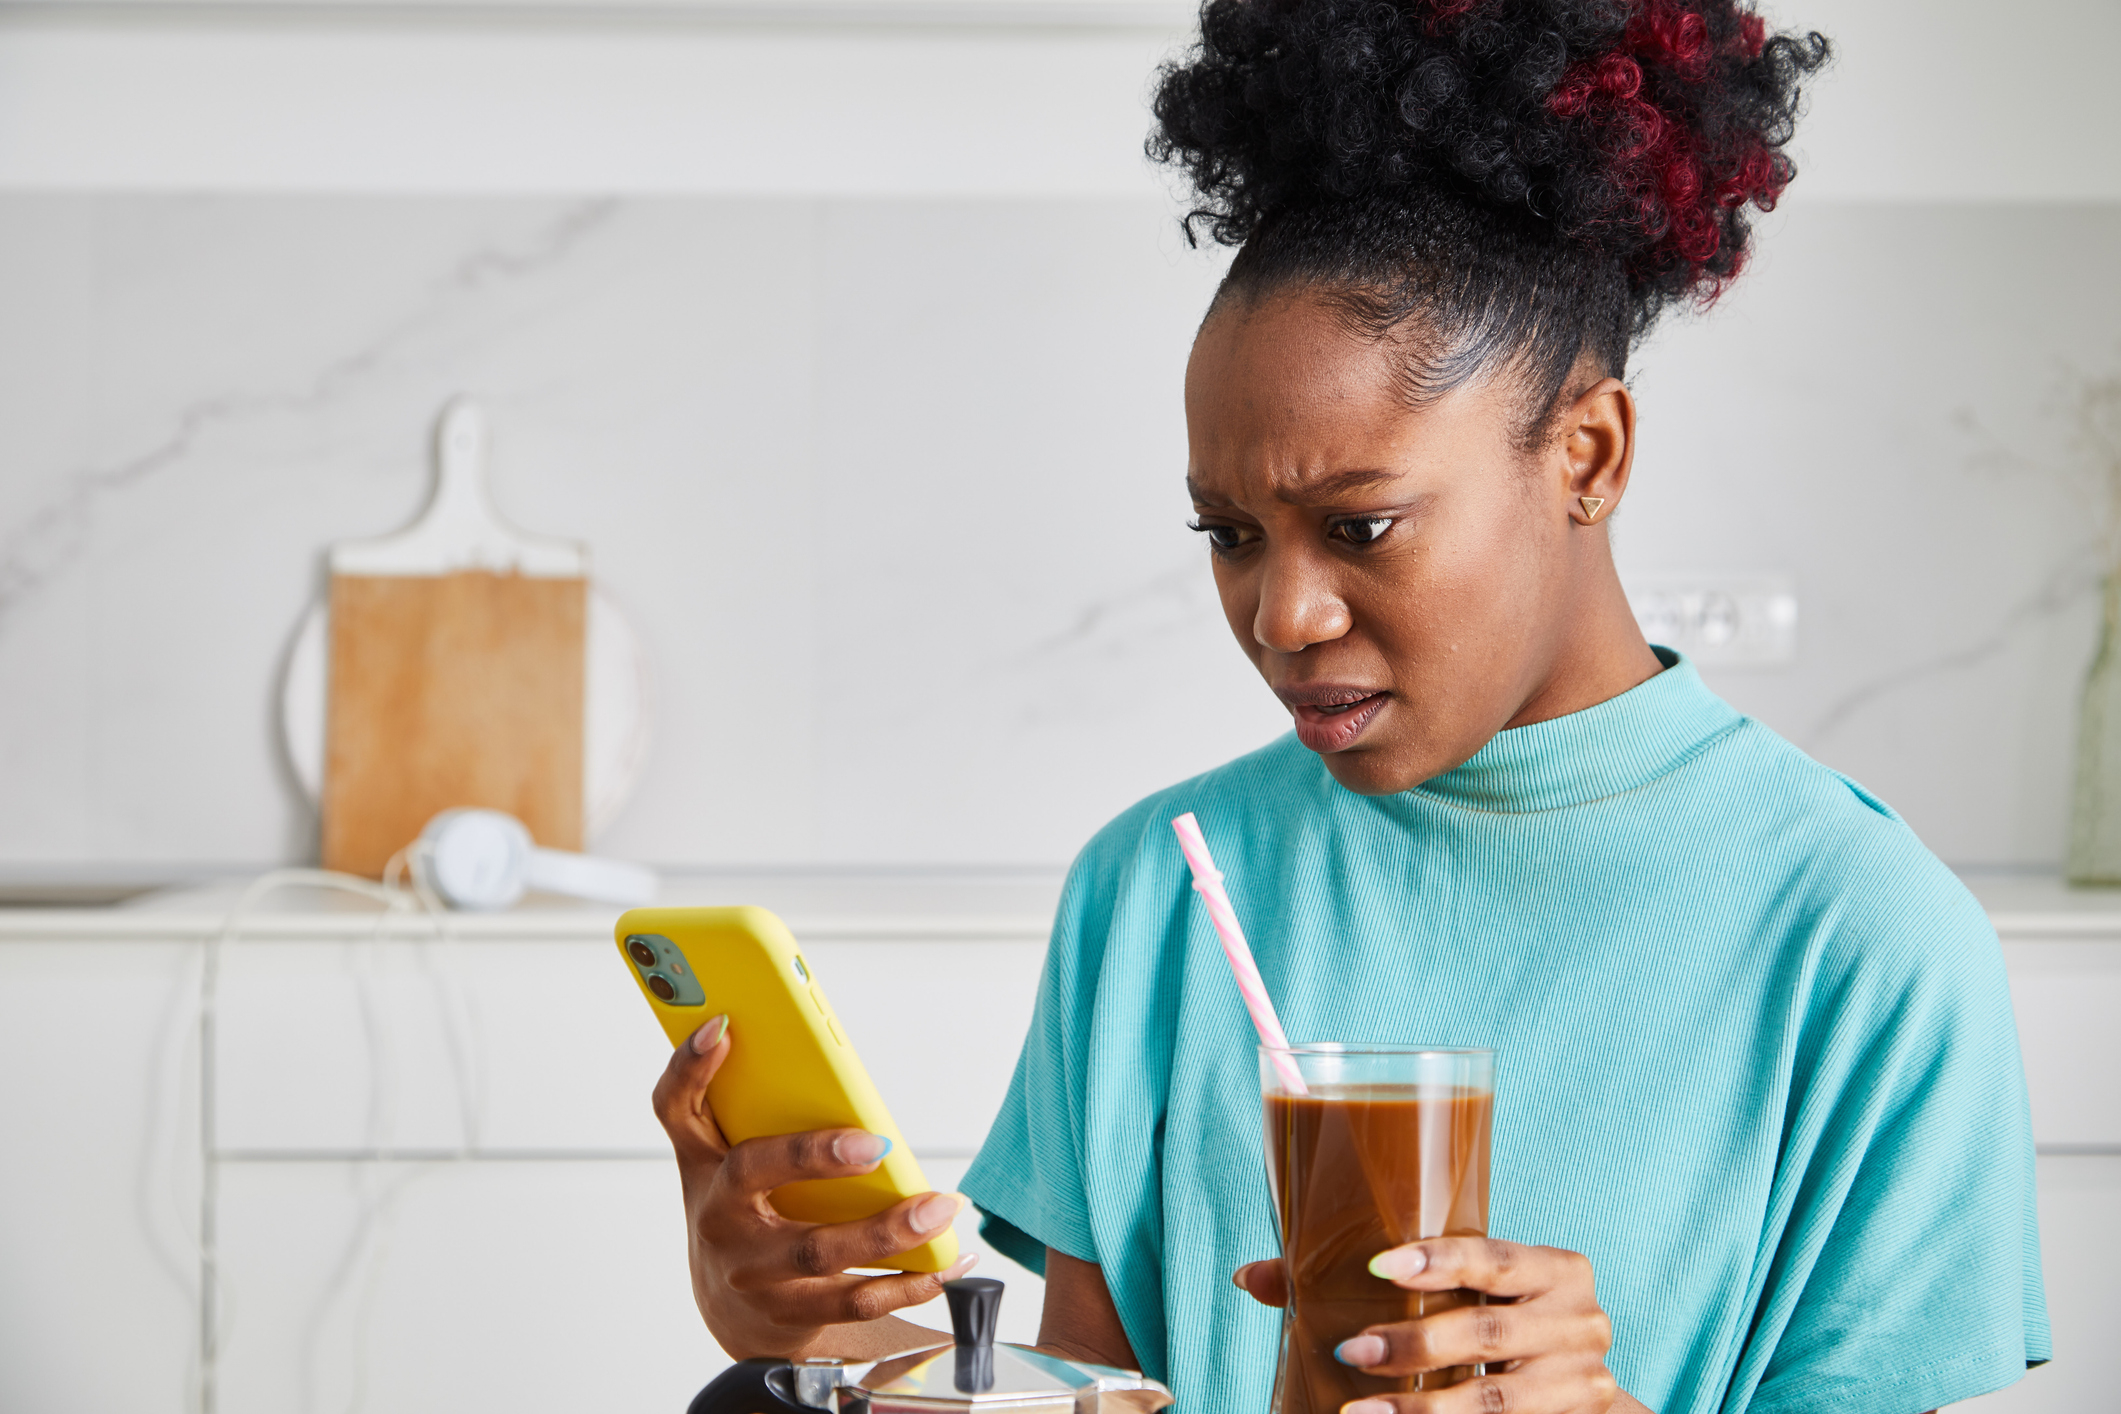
[[943, 1277, 1003, 1353]]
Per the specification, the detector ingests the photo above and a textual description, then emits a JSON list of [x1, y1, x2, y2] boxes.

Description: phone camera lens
[[627, 939, 657, 967], [647, 974, 677, 1001]]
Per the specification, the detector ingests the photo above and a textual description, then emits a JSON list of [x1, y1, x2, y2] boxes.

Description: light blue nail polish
[[1335, 1336, 1384, 1368], [875, 1135, 893, 1158]]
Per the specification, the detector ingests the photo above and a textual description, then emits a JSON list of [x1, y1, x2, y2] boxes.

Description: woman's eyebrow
[[1184, 475, 1231, 506], [1282, 467, 1402, 501], [1187, 468, 1405, 506]]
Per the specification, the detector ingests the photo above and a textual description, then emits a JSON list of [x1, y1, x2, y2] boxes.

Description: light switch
[[1625, 575, 1797, 666]]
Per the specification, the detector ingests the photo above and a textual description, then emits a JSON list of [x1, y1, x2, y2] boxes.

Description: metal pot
[[685, 1279, 1173, 1414]]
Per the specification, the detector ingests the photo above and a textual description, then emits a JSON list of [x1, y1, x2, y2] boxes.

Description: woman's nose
[[1252, 553, 1352, 653]]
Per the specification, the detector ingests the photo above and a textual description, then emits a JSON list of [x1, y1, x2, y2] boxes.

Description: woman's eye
[[1331, 517, 1395, 546], [1188, 519, 1253, 552]]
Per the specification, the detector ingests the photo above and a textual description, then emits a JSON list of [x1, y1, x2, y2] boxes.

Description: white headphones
[[414, 808, 658, 912]]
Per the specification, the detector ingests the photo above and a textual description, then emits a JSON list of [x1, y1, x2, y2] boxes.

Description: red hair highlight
[[1544, 0, 1791, 298]]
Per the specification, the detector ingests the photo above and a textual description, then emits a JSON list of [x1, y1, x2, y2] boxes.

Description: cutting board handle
[[329, 397, 588, 579], [435, 398, 490, 516]]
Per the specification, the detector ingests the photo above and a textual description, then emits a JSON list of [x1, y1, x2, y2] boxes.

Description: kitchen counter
[[0, 864, 2109, 957], [1, 864, 2110, 935], [0, 870, 2111, 1413], [0, 868, 1067, 940], [1961, 870, 2121, 936]]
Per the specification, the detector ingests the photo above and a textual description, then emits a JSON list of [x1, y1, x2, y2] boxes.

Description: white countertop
[[0, 867, 2115, 942], [0, 869, 1067, 940], [1957, 872, 2121, 939]]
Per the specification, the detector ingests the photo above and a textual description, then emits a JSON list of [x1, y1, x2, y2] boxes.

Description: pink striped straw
[[1171, 813, 1309, 1096]]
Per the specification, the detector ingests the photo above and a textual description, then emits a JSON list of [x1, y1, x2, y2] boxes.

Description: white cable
[[193, 865, 481, 1414], [135, 940, 209, 1410], [302, 848, 428, 1414], [137, 942, 206, 1300], [331, 1163, 428, 1414], [298, 868, 404, 1414], [201, 870, 398, 1414], [397, 844, 487, 1156], [319, 851, 492, 1414]]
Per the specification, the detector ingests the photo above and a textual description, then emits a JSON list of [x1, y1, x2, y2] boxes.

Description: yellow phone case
[[615, 906, 958, 1274]]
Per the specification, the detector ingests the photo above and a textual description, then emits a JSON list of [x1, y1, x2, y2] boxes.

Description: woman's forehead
[[1186, 352, 1514, 503], [1188, 290, 1518, 447], [1187, 289, 1403, 403]]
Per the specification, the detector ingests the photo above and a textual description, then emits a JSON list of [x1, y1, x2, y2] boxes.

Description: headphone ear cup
[[418, 809, 532, 910], [521, 847, 658, 906]]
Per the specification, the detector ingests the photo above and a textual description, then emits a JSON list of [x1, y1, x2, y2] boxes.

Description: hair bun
[[1150, 0, 1829, 308]]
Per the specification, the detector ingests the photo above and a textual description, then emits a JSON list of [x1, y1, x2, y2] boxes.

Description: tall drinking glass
[[1261, 1044, 1496, 1414]]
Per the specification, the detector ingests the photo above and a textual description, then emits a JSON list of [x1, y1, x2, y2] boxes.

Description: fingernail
[[832, 1132, 891, 1166], [1342, 1402, 1395, 1414], [689, 1015, 728, 1055], [912, 1192, 966, 1233], [941, 1253, 980, 1280], [1334, 1336, 1387, 1368], [1369, 1247, 1427, 1282]]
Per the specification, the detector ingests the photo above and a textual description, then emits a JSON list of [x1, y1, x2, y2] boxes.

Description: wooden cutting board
[[320, 400, 588, 878]]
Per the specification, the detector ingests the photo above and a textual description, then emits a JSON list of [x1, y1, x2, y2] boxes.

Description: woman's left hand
[[1234, 1237, 1645, 1413]]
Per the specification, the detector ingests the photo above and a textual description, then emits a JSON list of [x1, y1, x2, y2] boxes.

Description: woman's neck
[[1502, 549, 1665, 731]]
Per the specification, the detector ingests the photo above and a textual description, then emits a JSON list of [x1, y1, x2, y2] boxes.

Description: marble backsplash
[[1, 194, 2115, 871]]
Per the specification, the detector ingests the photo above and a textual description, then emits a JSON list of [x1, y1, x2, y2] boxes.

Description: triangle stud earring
[[1579, 496, 1606, 520]]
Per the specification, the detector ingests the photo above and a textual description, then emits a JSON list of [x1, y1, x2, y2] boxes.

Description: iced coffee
[[1262, 1046, 1495, 1414]]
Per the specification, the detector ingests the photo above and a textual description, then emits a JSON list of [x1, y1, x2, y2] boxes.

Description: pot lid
[[845, 1278, 1171, 1413], [855, 1343, 1140, 1408]]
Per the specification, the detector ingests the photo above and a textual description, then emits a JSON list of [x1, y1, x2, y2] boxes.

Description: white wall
[[2, 0, 2118, 872], [3, 194, 2118, 870], [1, 0, 2118, 200], [0, 194, 1285, 866]]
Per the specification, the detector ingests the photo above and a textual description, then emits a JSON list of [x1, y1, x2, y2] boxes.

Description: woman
[[652, 2, 2049, 1411]]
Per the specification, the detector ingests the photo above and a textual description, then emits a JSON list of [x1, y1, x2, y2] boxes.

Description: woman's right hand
[[653, 1015, 979, 1360]]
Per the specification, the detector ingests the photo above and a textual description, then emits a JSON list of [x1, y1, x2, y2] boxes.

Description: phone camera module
[[624, 933, 702, 1006]]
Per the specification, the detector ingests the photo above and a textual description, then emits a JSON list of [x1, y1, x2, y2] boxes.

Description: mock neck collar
[[1410, 649, 1741, 814]]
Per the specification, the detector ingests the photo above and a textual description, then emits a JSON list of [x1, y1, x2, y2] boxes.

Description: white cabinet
[[0, 875, 1057, 1414], [1951, 879, 2121, 1414], [0, 873, 2110, 1414]]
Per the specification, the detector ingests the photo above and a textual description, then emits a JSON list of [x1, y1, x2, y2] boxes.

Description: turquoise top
[[961, 653, 2048, 1414]]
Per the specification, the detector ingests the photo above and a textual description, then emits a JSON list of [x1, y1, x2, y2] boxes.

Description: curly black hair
[[1150, 0, 1829, 433]]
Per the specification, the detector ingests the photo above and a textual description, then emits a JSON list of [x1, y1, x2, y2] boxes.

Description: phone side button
[[826, 1015, 848, 1046]]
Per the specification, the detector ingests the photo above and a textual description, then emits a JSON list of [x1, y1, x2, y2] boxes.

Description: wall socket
[[1624, 575, 1798, 666]]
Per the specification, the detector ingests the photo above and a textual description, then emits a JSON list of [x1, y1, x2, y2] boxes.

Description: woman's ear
[[1558, 377, 1636, 527]]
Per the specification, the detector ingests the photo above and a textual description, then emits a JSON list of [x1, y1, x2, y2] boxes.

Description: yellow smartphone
[[615, 905, 958, 1273]]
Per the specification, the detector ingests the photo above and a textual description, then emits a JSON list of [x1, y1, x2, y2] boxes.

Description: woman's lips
[[1283, 690, 1391, 753]]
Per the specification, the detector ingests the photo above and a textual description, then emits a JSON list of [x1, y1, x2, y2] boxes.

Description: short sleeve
[[1734, 872, 2050, 1414], [960, 849, 1110, 1272]]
